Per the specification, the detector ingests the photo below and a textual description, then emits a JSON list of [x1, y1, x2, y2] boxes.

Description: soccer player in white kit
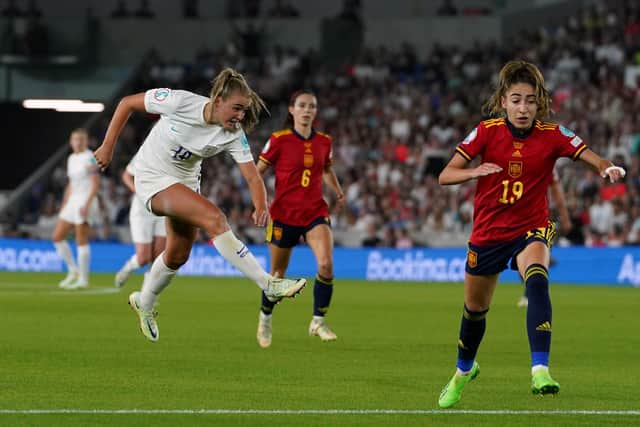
[[114, 153, 167, 288], [94, 68, 307, 342], [53, 128, 99, 289]]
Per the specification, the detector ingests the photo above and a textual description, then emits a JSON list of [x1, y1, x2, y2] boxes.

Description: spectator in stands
[[134, 0, 154, 19], [395, 228, 413, 249], [436, 0, 458, 16], [244, 0, 261, 18], [183, 0, 198, 19], [25, 0, 41, 18], [111, 0, 129, 19], [361, 222, 381, 247], [337, 0, 361, 22], [268, 0, 299, 18], [232, 21, 265, 61], [2, 0, 22, 17], [23, 16, 49, 57]]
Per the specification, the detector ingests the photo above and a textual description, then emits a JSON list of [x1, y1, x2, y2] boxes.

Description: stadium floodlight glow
[[22, 99, 105, 112], [55, 103, 104, 112], [22, 99, 84, 109]]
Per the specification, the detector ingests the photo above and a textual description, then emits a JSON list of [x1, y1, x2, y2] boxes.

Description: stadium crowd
[[19, 0, 640, 248]]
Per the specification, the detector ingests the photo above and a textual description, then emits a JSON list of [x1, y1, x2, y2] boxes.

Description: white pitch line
[[0, 409, 638, 415], [0, 282, 121, 295]]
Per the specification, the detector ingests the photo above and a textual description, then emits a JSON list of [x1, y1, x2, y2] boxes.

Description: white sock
[[260, 311, 272, 321], [77, 244, 90, 283], [456, 368, 471, 376], [531, 365, 549, 375], [212, 230, 270, 290], [121, 254, 142, 273], [312, 315, 325, 322], [54, 241, 77, 274], [139, 254, 176, 310]]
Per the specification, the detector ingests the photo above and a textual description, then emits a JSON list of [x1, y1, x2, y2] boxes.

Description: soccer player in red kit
[[437, 60, 626, 408], [255, 90, 345, 348]]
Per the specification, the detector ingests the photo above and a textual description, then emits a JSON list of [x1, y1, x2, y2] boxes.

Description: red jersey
[[259, 128, 332, 226], [455, 118, 587, 246]]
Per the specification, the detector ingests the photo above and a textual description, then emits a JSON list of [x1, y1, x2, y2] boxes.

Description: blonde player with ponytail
[[95, 68, 306, 342]]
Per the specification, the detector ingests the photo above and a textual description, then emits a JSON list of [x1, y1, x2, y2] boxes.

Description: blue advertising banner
[[0, 238, 639, 286]]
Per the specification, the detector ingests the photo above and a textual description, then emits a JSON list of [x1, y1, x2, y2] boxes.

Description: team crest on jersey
[[467, 249, 478, 268], [153, 88, 170, 101], [512, 141, 524, 149], [273, 226, 283, 241], [304, 154, 314, 168], [462, 127, 478, 145], [508, 161, 523, 178], [559, 125, 575, 138]]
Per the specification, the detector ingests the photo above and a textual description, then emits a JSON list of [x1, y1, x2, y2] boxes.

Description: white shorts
[[130, 214, 166, 244], [58, 196, 99, 225], [135, 170, 199, 214]]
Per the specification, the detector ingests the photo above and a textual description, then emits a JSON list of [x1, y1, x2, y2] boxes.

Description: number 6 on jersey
[[301, 169, 311, 187]]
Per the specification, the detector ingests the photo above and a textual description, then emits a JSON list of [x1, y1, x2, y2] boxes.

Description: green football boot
[[438, 362, 480, 408]]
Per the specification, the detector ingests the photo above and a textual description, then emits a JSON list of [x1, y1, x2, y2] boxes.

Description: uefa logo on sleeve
[[154, 88, 170, 101]]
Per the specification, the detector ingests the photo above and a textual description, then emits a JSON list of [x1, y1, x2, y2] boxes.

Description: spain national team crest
[[467, 249, 478, 268], [304, 154, 314, 168], [273, 227, 283, 241], [508, 161, 523, 178]]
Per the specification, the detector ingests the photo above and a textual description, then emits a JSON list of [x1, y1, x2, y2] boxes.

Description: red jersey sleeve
[[259, 134, 279, 165], [455, 122, 487, 162], [325, 140, 333, 166], [553, 125, 587, 160]]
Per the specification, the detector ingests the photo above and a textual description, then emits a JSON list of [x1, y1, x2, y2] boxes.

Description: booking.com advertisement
[[1, 237, 640, 287]]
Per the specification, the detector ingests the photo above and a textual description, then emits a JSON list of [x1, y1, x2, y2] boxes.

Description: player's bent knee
[[202, 212, 229, 236], [317, 260, 333, 278]]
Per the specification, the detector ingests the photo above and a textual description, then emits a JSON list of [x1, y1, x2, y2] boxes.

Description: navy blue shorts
[[466, 221, 556, 276], [266, 216, 331, 248]]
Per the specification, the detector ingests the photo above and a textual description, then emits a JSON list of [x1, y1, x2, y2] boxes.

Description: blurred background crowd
[[9, 0, 640, 248]]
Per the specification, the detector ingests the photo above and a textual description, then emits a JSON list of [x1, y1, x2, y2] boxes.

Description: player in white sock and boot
[[95, 68, 306, 342], [52, 128, 99, 290], [114, 153, 166, 288]]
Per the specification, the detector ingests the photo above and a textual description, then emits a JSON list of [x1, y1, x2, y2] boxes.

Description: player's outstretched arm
[[323, 165, 345, 209], [238, 161, 269, 227], [577, 148, 626, 183], [438, 153, 502, 185], [94, 93, 146, 171]]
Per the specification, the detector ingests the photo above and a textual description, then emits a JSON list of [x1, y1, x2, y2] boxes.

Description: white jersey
[[125, 154, 151, 219], [67, 149, 97, 200], [136, 88, 254, 182], [59, 149, 99, 225]]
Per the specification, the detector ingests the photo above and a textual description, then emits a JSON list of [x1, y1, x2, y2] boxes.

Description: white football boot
[[309, 317, 337, 341], [128, 291, 159, 342]]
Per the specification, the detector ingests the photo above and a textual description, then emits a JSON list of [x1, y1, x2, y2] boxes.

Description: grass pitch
[[0, 272, 638, 426]]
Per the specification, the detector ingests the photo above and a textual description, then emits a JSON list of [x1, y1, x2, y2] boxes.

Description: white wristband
[[602, 165, 626, 182]]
